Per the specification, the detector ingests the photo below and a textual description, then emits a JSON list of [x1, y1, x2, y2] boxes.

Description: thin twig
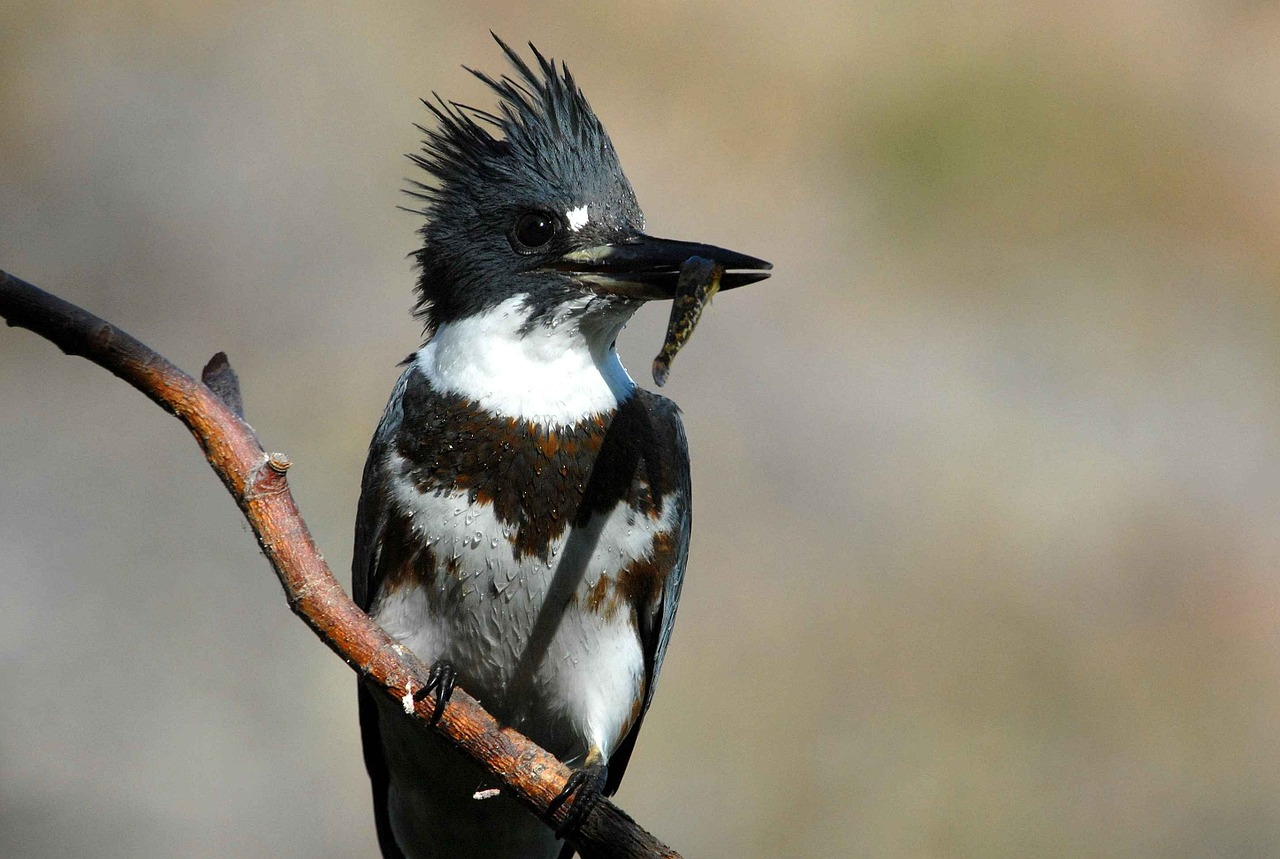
[[0, 269, 681, 859]]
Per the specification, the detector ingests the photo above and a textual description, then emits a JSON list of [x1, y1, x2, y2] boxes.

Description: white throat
[[415, 294, 636, 426]]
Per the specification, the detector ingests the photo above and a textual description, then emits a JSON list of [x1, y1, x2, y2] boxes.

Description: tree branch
[[0, 269, 681, 859]]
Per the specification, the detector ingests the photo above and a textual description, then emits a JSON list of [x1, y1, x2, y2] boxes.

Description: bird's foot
[[412, 659, 457, 726], [547, 762, 608, 838]]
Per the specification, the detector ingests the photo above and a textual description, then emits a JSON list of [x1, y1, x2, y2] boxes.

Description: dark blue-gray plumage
[[404, 38, 642, 334], [353, 35, 770, 859]]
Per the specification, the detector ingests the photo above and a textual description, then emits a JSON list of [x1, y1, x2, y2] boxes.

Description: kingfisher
[[352, 36, 771, 859]]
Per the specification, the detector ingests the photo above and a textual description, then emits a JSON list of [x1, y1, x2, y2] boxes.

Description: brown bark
[[0, 269, 682, 859]]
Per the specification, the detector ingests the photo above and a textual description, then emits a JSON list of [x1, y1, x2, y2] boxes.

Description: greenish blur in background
[[4, 2, 1280, 857]]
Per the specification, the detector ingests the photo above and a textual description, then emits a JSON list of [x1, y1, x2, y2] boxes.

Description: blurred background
[[4, 1, 1280, 856]]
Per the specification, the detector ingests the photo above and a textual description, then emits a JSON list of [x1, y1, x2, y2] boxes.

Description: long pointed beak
[[553, 235, 772, 300]]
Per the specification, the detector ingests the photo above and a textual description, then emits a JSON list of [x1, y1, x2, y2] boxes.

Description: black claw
[[548, 762, 608, 838], [413, 659, 457, 726]]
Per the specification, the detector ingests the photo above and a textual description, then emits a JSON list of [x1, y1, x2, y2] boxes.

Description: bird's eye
[[512, 211, 558, 251]]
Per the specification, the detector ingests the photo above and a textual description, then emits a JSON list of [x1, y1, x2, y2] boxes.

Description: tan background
[[4, 2, 1280, 857]]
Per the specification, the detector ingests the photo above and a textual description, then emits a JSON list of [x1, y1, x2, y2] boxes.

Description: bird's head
[[405, 36, 771, 345]]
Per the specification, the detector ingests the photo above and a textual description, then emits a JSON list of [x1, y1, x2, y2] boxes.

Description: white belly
[[372, 450, 677, 762]]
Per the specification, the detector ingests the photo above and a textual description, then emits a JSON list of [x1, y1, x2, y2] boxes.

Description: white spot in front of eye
[[566, 204, 589, 231]]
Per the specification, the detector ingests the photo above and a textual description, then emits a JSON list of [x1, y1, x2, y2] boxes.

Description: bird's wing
[[352, 441, 388, 614], [353, 373, 409, 859], [354, 366, 413, 612], [603, 392, 693, 798]]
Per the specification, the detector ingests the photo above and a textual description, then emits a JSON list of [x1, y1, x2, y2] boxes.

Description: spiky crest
[[403, 35, 639, 333]]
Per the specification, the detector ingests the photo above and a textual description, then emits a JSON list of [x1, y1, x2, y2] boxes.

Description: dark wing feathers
[[353, 378, 407, 859], [603, 392, 692, 798]]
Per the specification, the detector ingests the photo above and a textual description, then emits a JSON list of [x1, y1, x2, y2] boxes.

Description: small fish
[[651, 256, 724, 387]]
